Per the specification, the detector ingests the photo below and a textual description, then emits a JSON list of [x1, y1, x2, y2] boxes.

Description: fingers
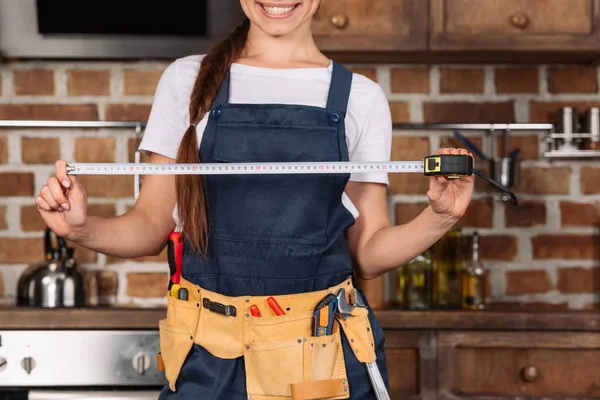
[[35, 194, 53, 211], [39, 184, 60, 210], [47, 177, 69, 210], [55, 160, 71, 189]]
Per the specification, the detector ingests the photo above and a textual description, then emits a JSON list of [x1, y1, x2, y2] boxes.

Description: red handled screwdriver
[[167, 232, 183, 297]]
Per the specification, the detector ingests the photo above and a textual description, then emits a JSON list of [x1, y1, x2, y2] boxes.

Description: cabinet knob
[[329, 14, 349, 29], [520, 366, 539, 382], [510, 12, 529, 29]]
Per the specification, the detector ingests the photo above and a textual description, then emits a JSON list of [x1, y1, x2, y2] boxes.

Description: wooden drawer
[[438, 331, 600, 399], [430, 0, 600, 51], [311, 0, 427, 52], [384, 330, 436, 400]]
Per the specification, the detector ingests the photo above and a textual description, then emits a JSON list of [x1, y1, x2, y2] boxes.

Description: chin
[[240, 0, 319, 36]]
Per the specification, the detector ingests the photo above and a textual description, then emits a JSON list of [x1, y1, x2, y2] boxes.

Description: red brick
[[123, 69, 163, 96], [529, 101, 600, 123], [127, 138, 150, 163], [21, 138, 60, 164], [0, 104, 98, 120], [96, 270, 119, 299], [67, 69, 111, 96], [394, 202, 428, 225], [495, 134, 539, 160], [13, 70, 55, 96], [505, 270, 552, 295], [548, 66, 598, 94], [0, 238, 43, 263], [581, 167, 600, 194], [505, 200, 546, 227], [0, 205, 6, 230], [514, 167, 571, 195], [480, 235, 517, 261], [391, 137, 429, 161], [388, 174, 429, 195], [0, 172, 34, 196], [389, 102, 410, 123], [77, 175, 134, 198], [105, 104, 151, 121], [494, 67, 539, 94], [532, 234, 597, 259], [440, 68, 484, 94], [108, 246, 167, 263], [0, 135, 7, 164], [557, 267, 599, 294], [560, 201, 600, 227], [439, 135, 487, 161], [390, 67, 430, 93], [21, 204, 116, 231], [74, 138, 115, 163], [126, 272, 168, 298], [423, 101, 514, 123], [0, 272, 3, 297], [456, 198, 494, 228], [348, 67, 378, 82]]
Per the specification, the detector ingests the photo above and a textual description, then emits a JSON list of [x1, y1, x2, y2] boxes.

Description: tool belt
[[156, 276, 378, 400]]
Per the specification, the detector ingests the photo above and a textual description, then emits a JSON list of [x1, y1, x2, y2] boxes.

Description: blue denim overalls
[[159, 61, 389, 399]]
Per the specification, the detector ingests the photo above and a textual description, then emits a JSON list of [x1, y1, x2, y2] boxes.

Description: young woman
[[36, 1, 474, 398]]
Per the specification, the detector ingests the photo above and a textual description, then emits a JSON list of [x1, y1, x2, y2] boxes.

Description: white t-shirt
[[139, 54, 392, 224]]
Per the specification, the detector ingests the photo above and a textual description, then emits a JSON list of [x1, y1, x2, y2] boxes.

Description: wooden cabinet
[[378, 310, 600, 400], [311, 0, 427, 51], [429, 0, 600, 51], [437, 331, 600, 399]]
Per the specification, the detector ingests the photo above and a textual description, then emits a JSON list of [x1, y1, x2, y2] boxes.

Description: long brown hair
[[175, 17, 251, 254]]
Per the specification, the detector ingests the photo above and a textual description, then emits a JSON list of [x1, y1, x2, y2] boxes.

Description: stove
[[0, 330, 165, 399]]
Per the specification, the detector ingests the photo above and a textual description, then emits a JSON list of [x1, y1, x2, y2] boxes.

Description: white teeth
[[262, 5, 295, 15]]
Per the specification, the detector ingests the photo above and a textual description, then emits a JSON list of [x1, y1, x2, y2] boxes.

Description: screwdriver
[[167, 231, 183, 298]]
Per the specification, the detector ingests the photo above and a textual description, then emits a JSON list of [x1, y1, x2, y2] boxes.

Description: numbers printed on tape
[[67, 161, 426, 175]]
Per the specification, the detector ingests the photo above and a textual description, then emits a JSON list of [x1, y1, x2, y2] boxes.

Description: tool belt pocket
[[244, 312, 349, 400], [158, 296, 201, 391], [338, 307, 377, 364]]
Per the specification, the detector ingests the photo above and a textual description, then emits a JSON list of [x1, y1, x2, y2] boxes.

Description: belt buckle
[[202, 297, 237, 317]]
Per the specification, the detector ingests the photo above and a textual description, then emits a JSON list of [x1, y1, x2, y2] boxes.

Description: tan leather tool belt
[[156, 276, 377, 400]]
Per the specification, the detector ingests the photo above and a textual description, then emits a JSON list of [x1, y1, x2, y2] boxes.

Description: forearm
[[355, 206, 456, 279], [74, 208, 175, 258]]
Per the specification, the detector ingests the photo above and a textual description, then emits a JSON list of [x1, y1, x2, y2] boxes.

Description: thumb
[[430, 175, 449, 193]]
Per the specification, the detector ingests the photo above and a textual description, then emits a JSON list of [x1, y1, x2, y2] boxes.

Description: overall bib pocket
[[244, 312, 349, 399], [212, 123, 340, 245], [158, 295, 201, 391]]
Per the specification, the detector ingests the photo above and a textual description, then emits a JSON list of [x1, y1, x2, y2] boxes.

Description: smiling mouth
[[256, 2, 300, 17]]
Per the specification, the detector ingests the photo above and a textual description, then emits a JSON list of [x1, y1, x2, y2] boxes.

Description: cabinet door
[[430, 0, 600, 51], [311, 0, 427, 51], [384, 330, 436, 400], [437, 331, 600, 399]]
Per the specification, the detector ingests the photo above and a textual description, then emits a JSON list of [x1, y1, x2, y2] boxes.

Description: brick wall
[[0, 61, 598, 309]]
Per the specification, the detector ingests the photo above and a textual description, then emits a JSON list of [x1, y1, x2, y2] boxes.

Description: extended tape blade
[[66, 161, 425, 175]]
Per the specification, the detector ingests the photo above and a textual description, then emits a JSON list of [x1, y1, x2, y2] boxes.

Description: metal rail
[[392, 123, 554, 131], [0, 120, 146, 130]]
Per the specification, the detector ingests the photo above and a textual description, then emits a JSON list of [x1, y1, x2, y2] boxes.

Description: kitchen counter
[[1, 307, 600, 331]]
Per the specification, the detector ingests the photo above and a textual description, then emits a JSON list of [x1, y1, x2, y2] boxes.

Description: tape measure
[[66, 154, 473, 177]]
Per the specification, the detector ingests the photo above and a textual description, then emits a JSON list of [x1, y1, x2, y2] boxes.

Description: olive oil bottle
[[403, 251, 433, 310], [432, 228, 463, 308], [461, 231, 488, 310]]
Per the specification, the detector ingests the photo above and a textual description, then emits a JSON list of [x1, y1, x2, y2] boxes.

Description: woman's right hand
[[35, 160, 88, 241]]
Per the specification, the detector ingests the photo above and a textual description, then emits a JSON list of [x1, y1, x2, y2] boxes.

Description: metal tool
[[336, 288, 390, 400], [313, 293, 338, 336]]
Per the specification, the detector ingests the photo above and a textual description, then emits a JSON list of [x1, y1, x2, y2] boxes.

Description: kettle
[[17, 227, 88, 308]]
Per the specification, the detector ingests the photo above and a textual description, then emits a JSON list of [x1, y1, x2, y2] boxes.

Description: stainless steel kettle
[[17, 227, 87, 308]]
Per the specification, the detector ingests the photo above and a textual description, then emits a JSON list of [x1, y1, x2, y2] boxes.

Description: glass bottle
[[403, 251, 433, 310], [461, 231, 488, 310], [432, 228, 463, 308]]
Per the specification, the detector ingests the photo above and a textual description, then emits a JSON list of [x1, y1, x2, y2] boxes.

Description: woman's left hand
[[427, 147, 475, 221]]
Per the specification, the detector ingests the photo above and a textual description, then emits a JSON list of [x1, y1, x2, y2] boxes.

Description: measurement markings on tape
[[66, 161, 427, 175]]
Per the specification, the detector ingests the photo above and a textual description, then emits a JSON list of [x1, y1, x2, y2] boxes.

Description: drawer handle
[[329, 14, 349, 29], [510, 12, 529, 30], [520, 366, 539, 382]]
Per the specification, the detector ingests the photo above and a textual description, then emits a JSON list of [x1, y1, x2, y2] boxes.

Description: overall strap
[[325, 61, 353, 117], [213, 68, 231, 106]]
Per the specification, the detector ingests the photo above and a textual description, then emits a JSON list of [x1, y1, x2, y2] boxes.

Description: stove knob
[[132, 352, 150, 375], [21, 357, 35, 374], [0, 357, 7, 372]]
